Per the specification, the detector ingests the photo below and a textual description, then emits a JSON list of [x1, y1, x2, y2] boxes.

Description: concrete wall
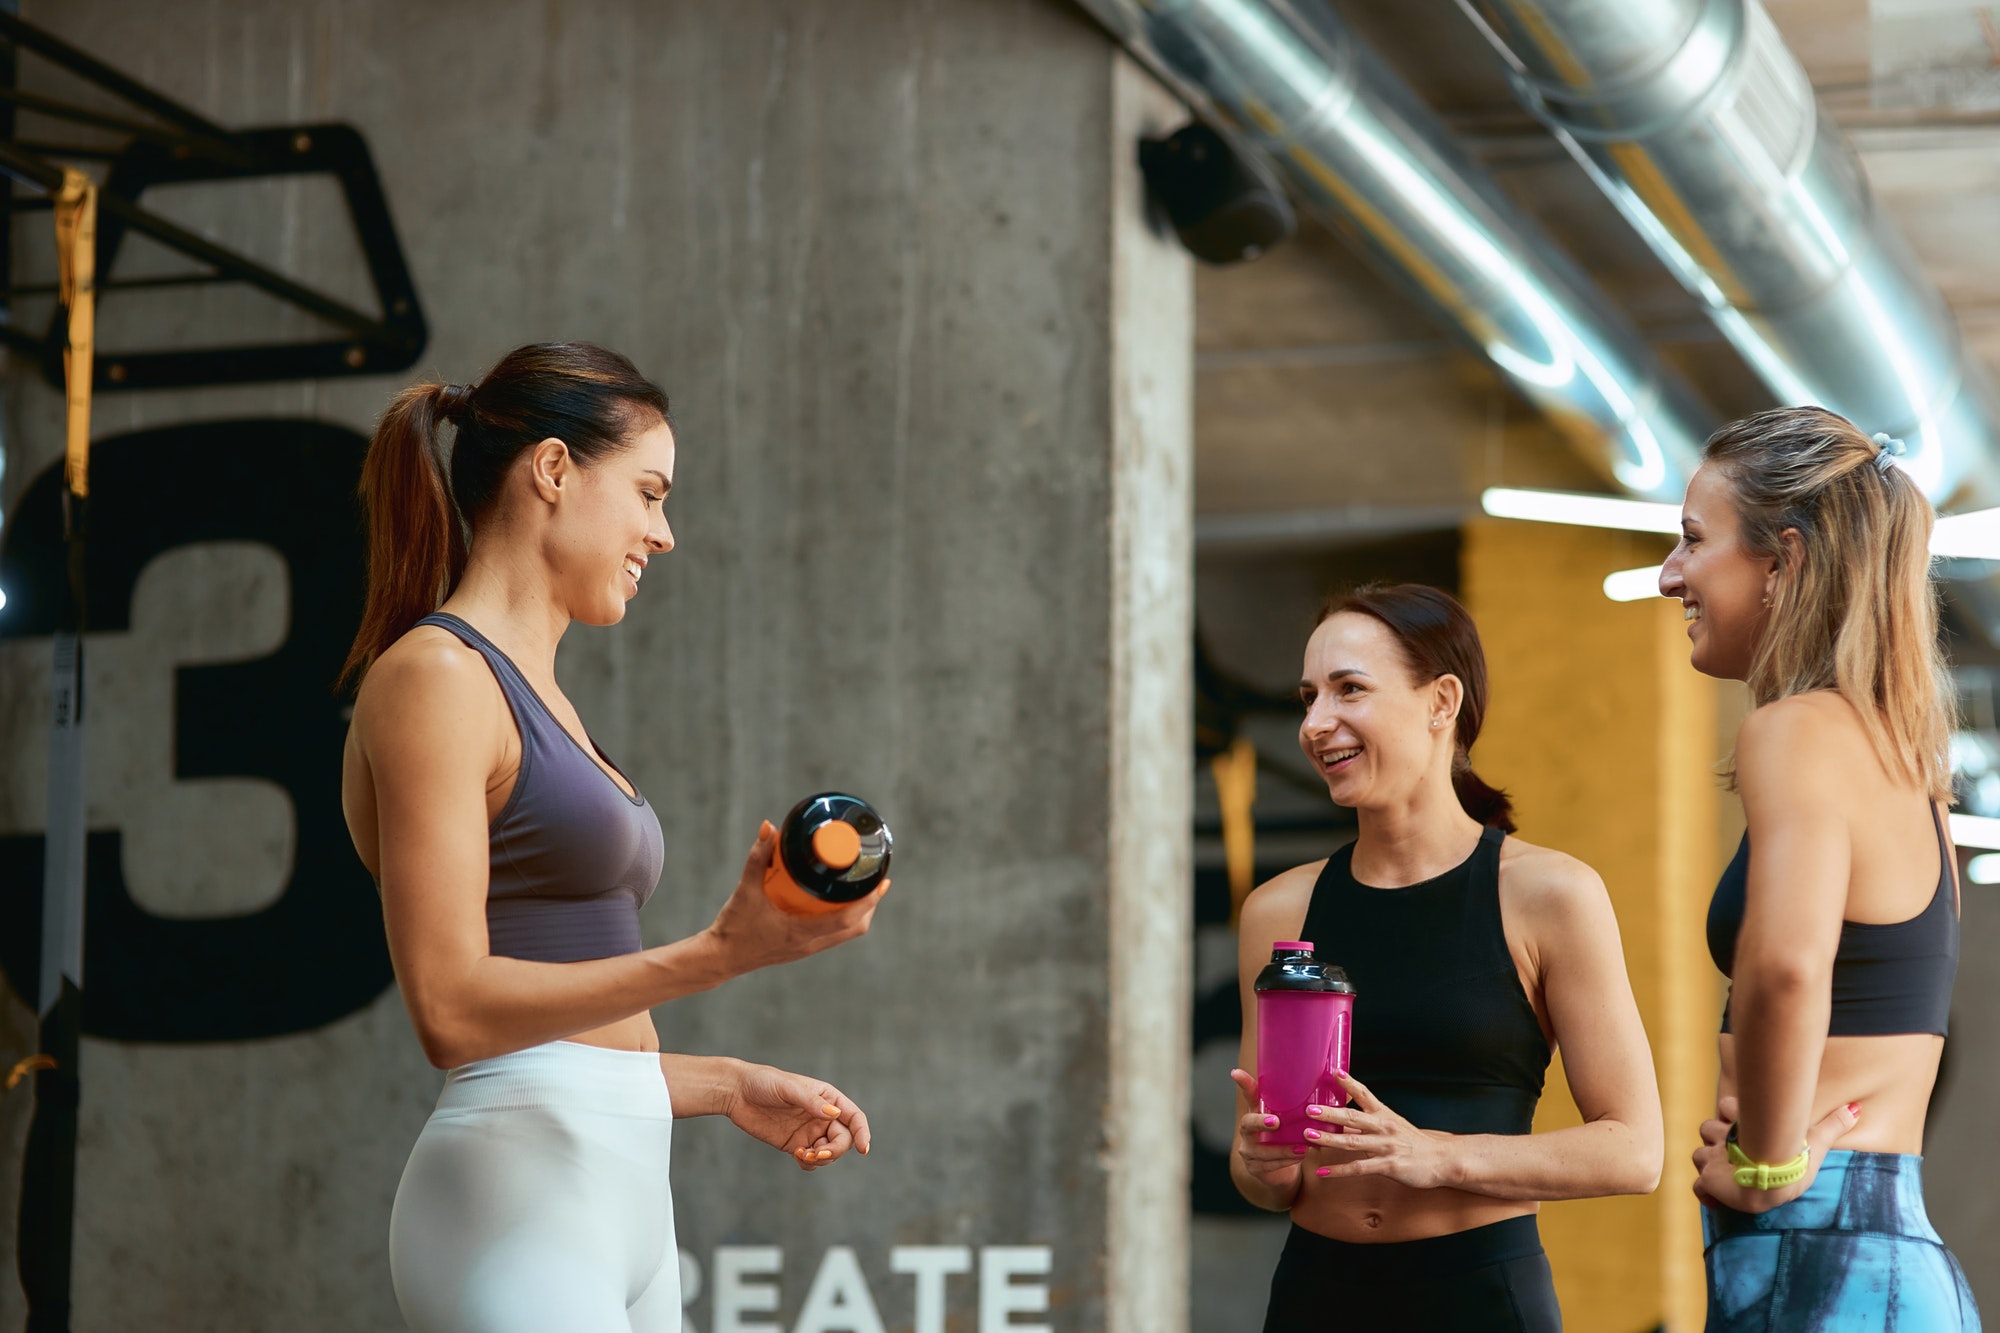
[[0, 3, 1192, 1329], [1926, 861, 2000, 1313]]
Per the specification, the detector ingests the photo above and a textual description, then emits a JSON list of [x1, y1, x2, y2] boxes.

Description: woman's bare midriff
[[1716, 1031, 1942, 1156], [564, 1012, 661, 1053], [1290, 1175, 1537, 1244]]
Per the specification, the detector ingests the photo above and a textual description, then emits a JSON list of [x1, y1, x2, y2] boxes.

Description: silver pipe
[[1455, 0, 2000, 505], [1078, 0, 1713, 501]]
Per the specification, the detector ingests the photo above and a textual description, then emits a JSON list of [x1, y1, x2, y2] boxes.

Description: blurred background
[[0, 2, 1995, 1330]]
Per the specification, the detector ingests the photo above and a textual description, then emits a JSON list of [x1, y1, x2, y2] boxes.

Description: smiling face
[[1297, 611, 1458, 811], [1659, 463, 1778, 680], [543, 414, 677, 626]]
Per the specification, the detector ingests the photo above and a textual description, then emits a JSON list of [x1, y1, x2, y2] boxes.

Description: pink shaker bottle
[[1254, 941, 1356, 1145]]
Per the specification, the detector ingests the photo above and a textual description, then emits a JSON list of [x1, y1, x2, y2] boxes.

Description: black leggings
[[1262, 1215, 1562, 1332]]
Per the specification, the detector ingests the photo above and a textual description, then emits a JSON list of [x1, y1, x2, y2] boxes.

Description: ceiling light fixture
[[1602, 566, 1664, 602], [1479, 487, 1682, 534], [1482, 489, 2000, 599], [1950, 813, 2000, 851]]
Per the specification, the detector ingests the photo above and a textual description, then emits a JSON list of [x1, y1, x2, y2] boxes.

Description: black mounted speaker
[[1138, 122, 1296, 265]]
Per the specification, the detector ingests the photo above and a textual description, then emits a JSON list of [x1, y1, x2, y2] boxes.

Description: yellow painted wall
[[1462, 519, 1726, 1333]]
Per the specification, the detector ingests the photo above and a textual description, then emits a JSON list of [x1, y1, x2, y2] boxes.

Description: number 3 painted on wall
[[0, 419, 392, 1041]]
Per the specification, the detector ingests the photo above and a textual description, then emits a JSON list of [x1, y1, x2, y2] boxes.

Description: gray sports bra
[[419, 613, 663, 962]]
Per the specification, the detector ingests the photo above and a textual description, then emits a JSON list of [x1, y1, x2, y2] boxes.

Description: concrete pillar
[[1927, 853, 2000, 1313], [1462, 518, 1721, 1333], [0, 3, 1192, 1329]]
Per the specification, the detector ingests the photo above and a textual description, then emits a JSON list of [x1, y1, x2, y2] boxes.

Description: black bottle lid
[[1253, 941, 1355, 994], [775, 792, 892, 905]]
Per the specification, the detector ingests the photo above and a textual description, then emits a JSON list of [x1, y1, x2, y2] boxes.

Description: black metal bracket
[[0, 11, 427, 390]]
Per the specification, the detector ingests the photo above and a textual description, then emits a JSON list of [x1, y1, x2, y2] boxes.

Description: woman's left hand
[[724, 1063, 873, 1172], [1691, 1095, 1858, 1214], [1303, 1073, 1457, 1191]]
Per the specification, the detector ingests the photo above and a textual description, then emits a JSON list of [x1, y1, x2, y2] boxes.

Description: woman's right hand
[[704, 820, 886, 976], [1229, 1068, 1306, 1204]]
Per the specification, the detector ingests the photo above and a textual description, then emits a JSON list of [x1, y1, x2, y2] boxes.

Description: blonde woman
[[1660, 406, 1979, 1330]]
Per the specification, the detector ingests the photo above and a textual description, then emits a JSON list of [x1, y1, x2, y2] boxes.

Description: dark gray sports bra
[[420, 613, 663, 963]]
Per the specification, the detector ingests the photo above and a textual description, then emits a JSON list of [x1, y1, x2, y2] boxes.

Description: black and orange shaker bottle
[[763, 792, 893, 914]]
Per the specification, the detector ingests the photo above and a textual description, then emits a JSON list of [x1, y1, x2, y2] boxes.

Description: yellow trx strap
[[53, 167, 96, 502], [1213, 735, 1258, 928]]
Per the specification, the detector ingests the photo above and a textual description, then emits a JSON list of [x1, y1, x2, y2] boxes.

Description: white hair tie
[[1871, 432, 1906, 475]]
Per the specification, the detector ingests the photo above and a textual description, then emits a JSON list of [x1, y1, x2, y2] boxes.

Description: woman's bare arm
[[358, 638, 881, 1069], [1431, 849, 1659, 1198], [1727, 699, 1846, 1165], [1313, 847, 1662, 1200]]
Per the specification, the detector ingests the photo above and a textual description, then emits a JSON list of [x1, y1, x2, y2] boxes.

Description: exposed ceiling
[[1194, 0, 2000, 530]]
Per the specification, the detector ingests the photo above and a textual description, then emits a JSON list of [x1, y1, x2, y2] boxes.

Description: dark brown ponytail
[[340, 384, 465, 690], [340, 341, 669, 689], [1318, 583, 1516, 833]]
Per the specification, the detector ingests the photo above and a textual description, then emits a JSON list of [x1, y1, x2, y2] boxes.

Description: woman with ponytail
[[339, 343, 883, 1333], [1663, 408, 1979, 1329], [1231, 583, 1662, 1330]]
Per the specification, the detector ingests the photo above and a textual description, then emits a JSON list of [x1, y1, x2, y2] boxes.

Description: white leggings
[[390, 1041, 681, 1332]]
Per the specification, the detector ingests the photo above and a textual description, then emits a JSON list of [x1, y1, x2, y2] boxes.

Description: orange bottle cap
[[811, 820, 862, 871]]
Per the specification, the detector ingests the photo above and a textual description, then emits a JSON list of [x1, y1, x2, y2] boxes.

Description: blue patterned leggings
[[1703, 1151, 1979, 1331]]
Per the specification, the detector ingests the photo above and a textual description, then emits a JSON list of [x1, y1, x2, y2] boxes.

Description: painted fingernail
[[1304, 1128, 1322, 1141], [817, 1149, 833, 1159], [1315, 1167, 1332, 1178], [1292, 1146, 1308, 1155], [823, 1104, 841, 1117], [1846, 1102, 1861, 1116], [1306, 1105, 1326, 1116], [1263, 1116, 1279, 1128]]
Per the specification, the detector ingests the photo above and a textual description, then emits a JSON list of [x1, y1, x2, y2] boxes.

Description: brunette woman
[[1662, 407, 1979, 1330], [340, 343, 884, 1333], [1232, 584, 1662, 1330]]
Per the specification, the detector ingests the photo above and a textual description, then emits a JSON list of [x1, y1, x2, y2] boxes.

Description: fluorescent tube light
[[1480, 488, 1682, 534], [1930, 506, 2000, 561], [1603, 565, 1665, 601], [1968, 853, 2000, 885], [1485, 487, 2000, 562], [1950, 813, 2000, 851]]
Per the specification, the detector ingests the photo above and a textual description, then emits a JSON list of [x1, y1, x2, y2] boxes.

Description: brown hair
[[340, 341, 669, 689], [1703, 406, 1952, 799], [1318, 583, 1516, 832]]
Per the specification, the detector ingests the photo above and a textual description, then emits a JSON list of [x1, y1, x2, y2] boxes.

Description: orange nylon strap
[[5, 1054, 57, 1093], [1213, 734, 1258, 927], [53, 167, 96, 500]]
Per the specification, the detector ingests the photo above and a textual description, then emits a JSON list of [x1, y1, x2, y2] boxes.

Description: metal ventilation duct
[[1454, 0, 2000, 506], [1077, 0, 1712, 502]]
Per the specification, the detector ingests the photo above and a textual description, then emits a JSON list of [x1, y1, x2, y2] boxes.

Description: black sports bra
[[1298, 826, 1550, 1136], [1705, 804, 1959, 1037]]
